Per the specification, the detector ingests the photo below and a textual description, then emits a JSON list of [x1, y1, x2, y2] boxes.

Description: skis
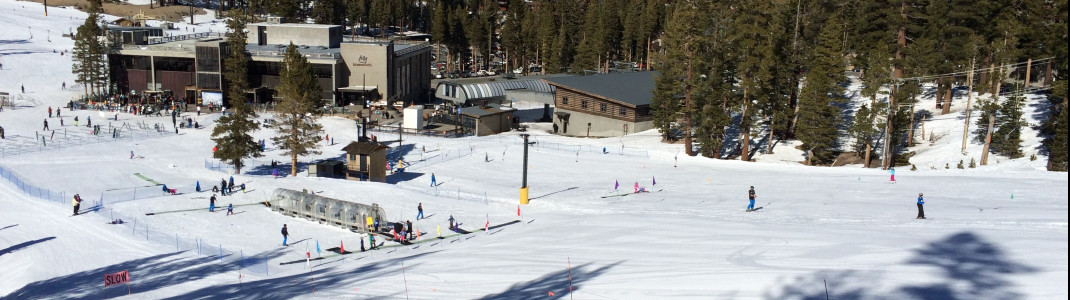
[[746, 207, 764, 212], [600, 189, 663, 198]]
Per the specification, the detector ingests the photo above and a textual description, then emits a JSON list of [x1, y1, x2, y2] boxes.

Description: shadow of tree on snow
[[479, 261, 622, 300], [765, 231, 1036, 300]]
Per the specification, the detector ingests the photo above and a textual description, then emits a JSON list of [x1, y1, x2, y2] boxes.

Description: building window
[[600, 103, 607, 112], [581, 100, 588, 109], [562, 97, 568, 105], [620, 106, 627, 116]]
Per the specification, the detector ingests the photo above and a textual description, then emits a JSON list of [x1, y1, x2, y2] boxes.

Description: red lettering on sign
[[104, 270, 130, 287]]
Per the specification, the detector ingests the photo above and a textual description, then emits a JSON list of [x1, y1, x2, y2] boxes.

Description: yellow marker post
[[520, 187, 529, 205]]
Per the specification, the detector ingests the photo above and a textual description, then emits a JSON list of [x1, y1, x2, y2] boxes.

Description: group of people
[[213, 177, 244, 196], [208, 194, 235, 215], [745, 170, 926, 219]]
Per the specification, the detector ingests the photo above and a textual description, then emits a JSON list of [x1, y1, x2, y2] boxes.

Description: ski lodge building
[[542, 71, 656, 137], [108, 22, 432, 108]]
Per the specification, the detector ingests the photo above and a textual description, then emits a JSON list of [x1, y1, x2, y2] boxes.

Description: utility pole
[[961, 57, 976, 153], [519, 134, 533, 205]]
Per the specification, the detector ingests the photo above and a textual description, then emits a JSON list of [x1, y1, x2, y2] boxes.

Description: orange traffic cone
[[340, 241, 345, 253]]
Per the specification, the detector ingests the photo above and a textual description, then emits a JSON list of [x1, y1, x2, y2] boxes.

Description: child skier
[[889, 168, 896, 183], [226, 203, 234, 216], [916, 193, 926, 219], [747, 186, 757, 212], [209, 194, 216, 212], [281, 224, 289, 246]]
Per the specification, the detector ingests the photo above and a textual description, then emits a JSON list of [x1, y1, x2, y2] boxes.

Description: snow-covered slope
[[1, 1, 1067, 299]]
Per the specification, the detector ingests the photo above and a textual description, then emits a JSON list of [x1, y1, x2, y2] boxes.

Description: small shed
[[308, 160, 345, 178], [460, 104, 516, 136], [342, 141, 391, 182]]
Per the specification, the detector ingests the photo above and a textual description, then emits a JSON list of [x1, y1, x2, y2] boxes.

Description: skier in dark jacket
[[416, 203, 424, 219], [281, 224, 289, 246], [209, 194, 216, 212], [916, 193, 926, 219], [747, 186, 757, 211]]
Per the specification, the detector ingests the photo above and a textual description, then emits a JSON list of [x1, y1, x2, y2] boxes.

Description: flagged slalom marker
[[614, 180, 619, 190], [652, 176, 656, 186], [437, 225, 441, 236], [484, 214, 489, 235], [315, 240, 321, 257]]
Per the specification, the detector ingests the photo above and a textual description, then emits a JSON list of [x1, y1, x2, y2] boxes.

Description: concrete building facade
[[108, 23, 431, 108]]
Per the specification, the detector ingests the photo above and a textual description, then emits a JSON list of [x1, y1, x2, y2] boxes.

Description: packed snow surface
[[1, 1, 1066, 299]]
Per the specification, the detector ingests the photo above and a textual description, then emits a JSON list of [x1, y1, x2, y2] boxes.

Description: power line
[[897, 57, 1056, 82]]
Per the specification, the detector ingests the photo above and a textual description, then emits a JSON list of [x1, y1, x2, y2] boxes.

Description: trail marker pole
[[402, 261, 410, 300], [568, 257, 574, 300]]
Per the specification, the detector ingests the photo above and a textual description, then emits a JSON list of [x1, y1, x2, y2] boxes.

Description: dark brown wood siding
[[553, 87, 652, 122], [158, 71, 193, 93]]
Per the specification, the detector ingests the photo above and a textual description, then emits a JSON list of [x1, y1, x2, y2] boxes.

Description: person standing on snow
[[416, 203, 424, 220], [48, 107, 52, 118], [916, 193, 926, 219], [281, 224, 289, 246], [209, 194, 217, 212], [43, 119, 49, 130], [747, 186, 757, 212], [72, 194, 82, 215], [889, 167, 896, 183], [226, 203, 234, 216], [430, 173, 437, 187]]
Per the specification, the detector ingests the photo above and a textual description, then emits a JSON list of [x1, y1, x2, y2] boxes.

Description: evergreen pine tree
[[270, 43, 325, 176], [796, 16, 847, 165], [312, 0, 344, 25], [212, 10, 262, 175], [992, 94, 1026, 158]]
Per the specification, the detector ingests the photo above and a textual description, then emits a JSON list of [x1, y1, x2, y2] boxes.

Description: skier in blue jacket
[[916, 193, 926, 219]]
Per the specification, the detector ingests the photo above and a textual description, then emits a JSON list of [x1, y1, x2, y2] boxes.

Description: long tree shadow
[[765, 231, 1036, 300], [902, 232, 1036, 299], [479, 261, 622, 300], [163, 251, 439, 300], [0, 236, 55, 257], [6, 248, 291, 299]]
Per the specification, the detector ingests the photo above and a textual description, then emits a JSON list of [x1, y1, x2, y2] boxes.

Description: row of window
[[562, 97, 628, 116]]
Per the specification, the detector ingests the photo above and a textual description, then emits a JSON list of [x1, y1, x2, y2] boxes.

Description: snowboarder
[[416, 203, 424, 220], [209, 194, 216, 212], [71, 194, 82, 215], [226, 203, 234, 216], [430, 173, 437, 187], [281, 224, 289, 246], [916, 193, 926, 219], [43, 119, 49, 130], [448, 215, 456, 231], [747, 186, 757, 212], [889, 168, 896, 183]]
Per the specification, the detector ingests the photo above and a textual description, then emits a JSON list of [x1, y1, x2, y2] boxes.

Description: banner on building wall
[[201, 92, 223, 106]]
